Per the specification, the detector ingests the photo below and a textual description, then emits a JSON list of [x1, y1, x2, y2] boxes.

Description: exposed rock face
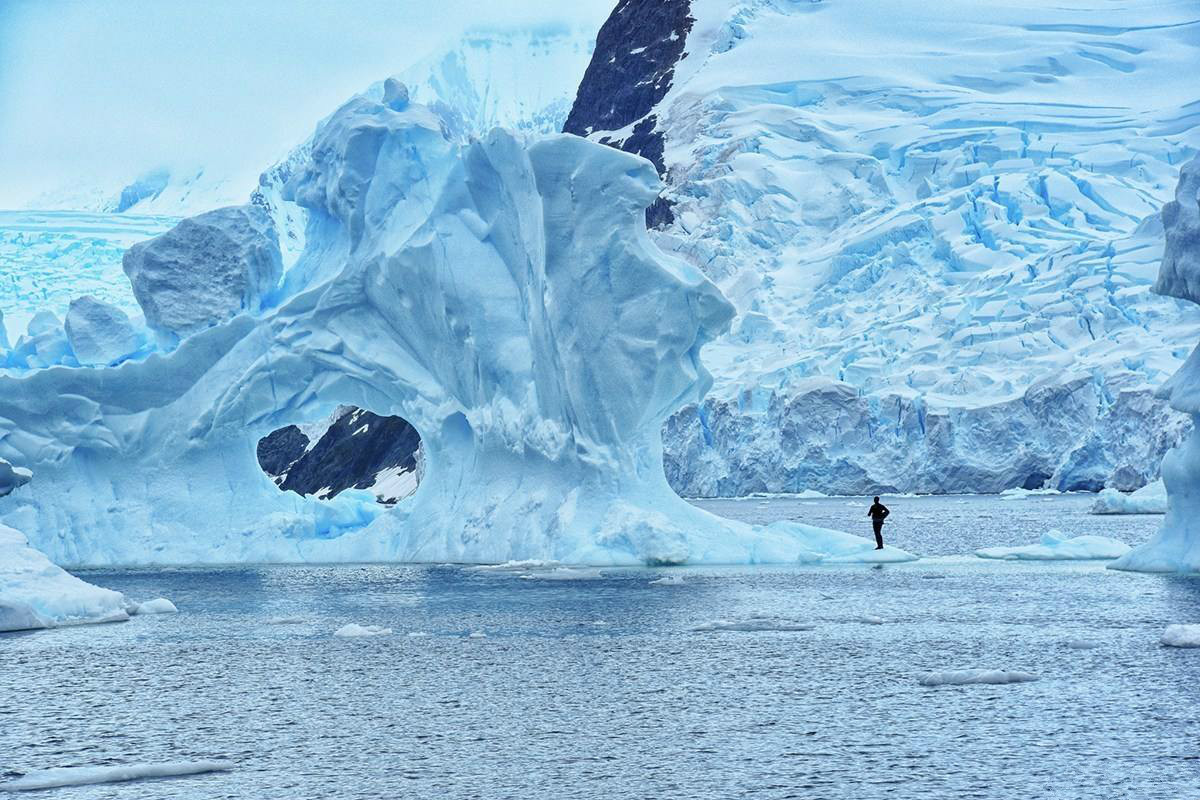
[[563, 0, 694, 227], [122, 204, 282, 345], [64, 295, 141, 366], [258, 408, 421, 504]]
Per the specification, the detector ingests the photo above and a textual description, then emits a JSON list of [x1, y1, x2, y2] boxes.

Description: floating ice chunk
[[2, 761, 233, 791], [0, 523, 129, 632], [333, 623, 391, 637], [265, 616, 307, 625], [693, 616, 815, 632], [468, 560, 563, 572], [1161, 624, 1200, 648], [999, 487, 1060, 501], [1091, 480, 1167, 515], [975, 530, 1131, 561], [407, 631, 430, 637], [467, 630, 487, 639], [918, 669, 1038, 686], [1065, 638, 1103, 650], [858, 614, 886, 625], [649, 575, 685, 585], [519, 567, 606, 581], [63, 295, 141, 366], [133, 597, 178, 614]]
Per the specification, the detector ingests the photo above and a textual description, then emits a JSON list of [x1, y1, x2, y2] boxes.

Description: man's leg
[[873, 523, 883, 549]]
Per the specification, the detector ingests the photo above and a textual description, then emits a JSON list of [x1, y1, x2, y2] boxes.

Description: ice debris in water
[[467, 560, 563, 572], [518, 567, 606, 581], [975, 530, 1131, 561], [649, 575, 685, 586], [858, 615, 886, 625], [333, 623, 392, 638], [1065, 638, 1103, 650], [2, 761, 233, 791], [467, 630, 487, 639], [133, 597, 178, 614], [1091, 480, 1167, 515], [998, 488, 1061, 501], [265, 616, 307, 625], [918, 669, 1039, 686], [1161, 624, 1200, 648], [694, 615, 815, 632]]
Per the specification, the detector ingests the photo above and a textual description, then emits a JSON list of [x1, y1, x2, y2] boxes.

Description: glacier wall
[[0, 89, 876, 567], [569, 0, 1200, 496], [1113, 158, 1200, 573]]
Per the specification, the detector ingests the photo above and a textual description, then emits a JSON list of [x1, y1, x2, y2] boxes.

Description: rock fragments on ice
[[63, 295, 141, 366], [2, 761, 233, 792], [333, 623, 392, 638], [1161, 624, 1200, 648], [0, 521, 130, 633], [1091, 479, 1167, 515], [1113, 158, 1200, 574], [918, 669, 1039, 687], [132, 597, 178, 614], [121, 204, 282, 345], [975, 530, 1131, 561], [0, 91, 891, 568]]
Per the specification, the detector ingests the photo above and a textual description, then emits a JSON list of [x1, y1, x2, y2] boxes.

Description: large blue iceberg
[[0, 86, 908, 570]]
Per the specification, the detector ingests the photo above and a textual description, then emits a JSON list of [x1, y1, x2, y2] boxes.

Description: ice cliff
[[1113, 158, 1200, 573], [0, 89, 894, 567]]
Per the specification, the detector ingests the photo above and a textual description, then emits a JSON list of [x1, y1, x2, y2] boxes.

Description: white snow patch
[[3, 760, 233, 791], [333, 623, 391, 638], [918, 669, 1039, 686], [1161, 624, 1200, 648], [975, 530, 1131, 561]]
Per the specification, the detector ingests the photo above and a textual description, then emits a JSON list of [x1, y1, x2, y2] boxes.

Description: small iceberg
[[1065, 638, 1103, 650], [858, 615, 886, 625], [333, 623, 391, 638], [694, 614, 815, 632], [2, 760, 233, 791], [918, 669, 1038, 686], [132, 598, 178, 615], [1161, 624, 1200, 648], [999, 487, 1060, 501], [649, 575, 684, 586], [975, 530, 1131, 561], [764, 521, 919, 564], [1091, 480, 1167, 515], [467, 630, 487, 639], [518, 567, 606, 581]]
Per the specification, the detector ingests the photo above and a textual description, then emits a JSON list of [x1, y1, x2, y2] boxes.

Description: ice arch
[[0, 87, 906, 566]]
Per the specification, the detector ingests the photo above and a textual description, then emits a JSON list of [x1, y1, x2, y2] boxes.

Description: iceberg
[[1091, 480, 1167, 515], [2, 761, 233, 792], [975, 530, 1131, 561], [1112, 158, 1200, 574], [0, 88, 899, 568], [1161, 624, 1200, 648], [917, 669, 1038, 687], [63, 295, 142, 366]]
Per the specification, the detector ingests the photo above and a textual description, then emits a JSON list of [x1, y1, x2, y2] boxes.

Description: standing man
[[867, 496, 890, 550]]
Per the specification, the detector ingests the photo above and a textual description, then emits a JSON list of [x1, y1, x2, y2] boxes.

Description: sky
[[0, 0, 613, 207]]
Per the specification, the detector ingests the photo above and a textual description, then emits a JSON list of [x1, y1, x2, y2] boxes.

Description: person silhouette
[[867, 496, 889, 550]]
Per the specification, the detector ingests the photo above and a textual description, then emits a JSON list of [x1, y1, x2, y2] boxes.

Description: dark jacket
[[868, 502, 890, 522]]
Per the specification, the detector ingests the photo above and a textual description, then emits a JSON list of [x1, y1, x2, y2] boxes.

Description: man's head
[[873, 496, 880, 503]]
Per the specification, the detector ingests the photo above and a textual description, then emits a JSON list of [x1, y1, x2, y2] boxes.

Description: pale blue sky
[[0, 0, 612, 206]]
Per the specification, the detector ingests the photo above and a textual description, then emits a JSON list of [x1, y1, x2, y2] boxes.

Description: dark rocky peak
[[563, 0, 694, 227]]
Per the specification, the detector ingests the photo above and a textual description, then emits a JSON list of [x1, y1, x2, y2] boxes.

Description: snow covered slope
[[568, 0, 1200, 495]]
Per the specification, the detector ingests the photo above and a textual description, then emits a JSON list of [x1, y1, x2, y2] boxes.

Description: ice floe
[[918, 669, 1038, 686], [333, 623, 391, 638], [975, 530, 1131, 561], [1161, 624, 1200, 648], [2, 760, 233, 791]]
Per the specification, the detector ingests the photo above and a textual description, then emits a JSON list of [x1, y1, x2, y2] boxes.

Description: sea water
[[1, 494, 1196, 798]]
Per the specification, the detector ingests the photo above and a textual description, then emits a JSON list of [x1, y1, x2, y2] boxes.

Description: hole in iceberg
[[256, 405, 422, 505]]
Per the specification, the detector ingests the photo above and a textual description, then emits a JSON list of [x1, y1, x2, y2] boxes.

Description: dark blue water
[[2, 495, 1198, 798]]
